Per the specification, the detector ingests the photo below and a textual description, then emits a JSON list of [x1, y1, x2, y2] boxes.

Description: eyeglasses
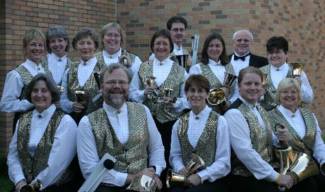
[[105, 80, 128, 85], [171, 28, 185, 32], [236, 38, 250, 43]]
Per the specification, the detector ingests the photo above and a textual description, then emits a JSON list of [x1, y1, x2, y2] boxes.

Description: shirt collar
[[239, 96, 257, 109], [174, 43, 182, 51], [33, 104, 56, 118], [49, 53, 67, 61], [190, 105, 211, 120], [234, 51, 250, 57], [80, 56, 97, 66], [278, 105, 299, 118], [153, 56, 172, 66], [270, 62, 288, 71], [103, 102, 127, 115], [25, 59, 44, 71], [103, 48, 121, 59], [208, 58, 221, 66]]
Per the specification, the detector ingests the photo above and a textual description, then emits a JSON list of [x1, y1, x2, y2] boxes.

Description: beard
[[104, 88, 128, 109]]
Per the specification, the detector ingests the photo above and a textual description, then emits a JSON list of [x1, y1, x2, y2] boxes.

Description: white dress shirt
[[269, 63, 313, 103], [129, 56, 189, 112], [47, 53, 68, 85], [102, 49, 142, 76], [60, 56, 97, 113], [170, 106, 231, 182], [189, 59, 225, 83], [7, 104, 77, 189], [0, 59, 45, 112], [224, 97, 279, 181], [277, 105, 325, 166], [173, 43, 186, 56], [77, 102, 166, 187]]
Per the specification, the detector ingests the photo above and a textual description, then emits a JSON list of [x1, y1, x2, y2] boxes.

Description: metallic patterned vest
[[95, 50, 136, 68], [232, 102, 274, 176], [260, 64, 293, 110], [67, 61, 102, 114], [88, 102, 149, 174], [17, 110, 64, 183], [269, 107, 317, 156], [177, 111, 218, 167], [138, 60, 185, 123], [15, 63, 50, 99]]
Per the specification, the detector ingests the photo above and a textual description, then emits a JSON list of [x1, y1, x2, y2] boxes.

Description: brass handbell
[[166, 153, 205, 188], [223, 72, 236, 88], [119, 49, 132, 68], [262, 73, 268, 88], [75, 90, 86, 103], [145, 76, 158, 100], [291, 63, 304, 78], [207, 88, 226, 106], [158, 88, 175, 103]]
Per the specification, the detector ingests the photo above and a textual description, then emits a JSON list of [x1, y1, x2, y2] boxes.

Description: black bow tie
[[234, 54, 250, 61]]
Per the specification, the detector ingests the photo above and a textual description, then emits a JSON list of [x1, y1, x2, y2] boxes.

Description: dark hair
[[100, 63, 132, 84], [238, 66, 263, 85], [166, 16, 188, 30], [266, 36, 288, 53], [185, 74, 210, 93], [72, 27, 99, 50], [150, 29, 174, 53], [25, 73, 60, 103], [201, 32, 229, 65], [46, 25, 70, 52]]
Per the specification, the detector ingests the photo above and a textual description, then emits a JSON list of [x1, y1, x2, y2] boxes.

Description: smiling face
[[279, 86, 300, 112], [239, 72, 263, 104], [153, 36, 171, 61], [233, 31, 252, 56], [76, 36, 96, 61], [186, 84, 208, 113], [31, 80, 52, 112], [267, 48, 288, 68], [48, 37, 68, 57], [26, 38, 46, 63], [207, 38, 223, 62], [102, 27, 121, 54], [101, 68, 129, 109]]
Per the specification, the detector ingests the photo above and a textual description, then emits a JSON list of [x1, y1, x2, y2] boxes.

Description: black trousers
[[230, 175, 278, 192], [171, 177, 230, 192], [95, 184, 136, 192]]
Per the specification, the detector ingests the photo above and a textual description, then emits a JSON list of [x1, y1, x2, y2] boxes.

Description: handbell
[[207, 88, 226, 106], [291, 63, 304, 78], [223, 72, 236, 88], [145, 76, 157, 88], [75, 90, 86, 102], [166, 169, 187, 188]]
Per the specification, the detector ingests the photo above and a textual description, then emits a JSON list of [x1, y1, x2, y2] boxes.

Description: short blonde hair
[[275, 78, 301, 104], [23, 28, 46, 55], [100, 22, 126, 48]]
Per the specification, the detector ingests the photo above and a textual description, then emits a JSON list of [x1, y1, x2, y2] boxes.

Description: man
[[229, 29, 268, 102], [77, 64, 166, 191]]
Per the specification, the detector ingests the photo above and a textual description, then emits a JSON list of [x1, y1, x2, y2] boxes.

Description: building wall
[[117, 0, 325, 126], [0, 0, 116, 156]]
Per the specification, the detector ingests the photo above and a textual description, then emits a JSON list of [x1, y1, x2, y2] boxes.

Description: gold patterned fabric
[[88, 102, 149, 174], [138, 60, 185, 123], [67, 61, 102, 114], [260, 65, 293, 110], [17, 110, 64, 183], [177, 111, 218, 167], [95, 49, 136, 68], [269, 107, 317, 156], [232, 103, 274, 176]]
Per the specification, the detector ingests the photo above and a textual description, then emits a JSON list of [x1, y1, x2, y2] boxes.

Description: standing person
[[189, 32, 236, 113], [129, 29, 188, 168], [45, 25, 72, 86], [228, 29, 268, 103], [77, 64, 166, 191], [224, 67, 294, 192], [0, 28, 49, 113], [60, 27, 102, 123], [260, 36, 314, 110], [169, 74, 230, 192], [7, 74, 77, 192], [96, 22, 142, 77], [269, 78, 325, 192]]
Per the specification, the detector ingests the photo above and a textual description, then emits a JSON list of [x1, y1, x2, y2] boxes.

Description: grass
[[0, 157, 12, 192]]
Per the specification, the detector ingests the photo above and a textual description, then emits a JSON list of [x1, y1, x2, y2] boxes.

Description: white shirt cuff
[[197, 169, 209, 183], [108, 169, 128, 187]]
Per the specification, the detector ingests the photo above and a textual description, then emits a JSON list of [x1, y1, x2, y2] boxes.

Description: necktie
[[234, 53, 250, 61]]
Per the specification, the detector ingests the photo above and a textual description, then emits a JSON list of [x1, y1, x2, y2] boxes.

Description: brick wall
[[0, 0, 116, 157], [117, 0, 325, 127]]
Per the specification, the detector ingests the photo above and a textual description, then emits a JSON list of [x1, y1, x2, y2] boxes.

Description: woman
[[129, 29, 188, 167], [224, 67, 294, 192], [269, 78, 325, 192], [169, 74, 230, 192], [7, 74, 77, 192], [96, 22, 142, 77], [260, 36, 313, 110], [189, 33, 236, 114], [60, 27, 102, 123], [0, 28, 49, 113], [46, 25, 72, 86]]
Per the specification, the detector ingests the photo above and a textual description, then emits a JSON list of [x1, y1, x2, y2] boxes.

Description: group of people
[[1, 15, 324, 192]]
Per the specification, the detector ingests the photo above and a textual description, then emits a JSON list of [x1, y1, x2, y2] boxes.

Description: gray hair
[[275, 78, 301, 104], [232, 29, 254, 41], [47, 25, 70, 52], [100, 63, 132, 84]]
